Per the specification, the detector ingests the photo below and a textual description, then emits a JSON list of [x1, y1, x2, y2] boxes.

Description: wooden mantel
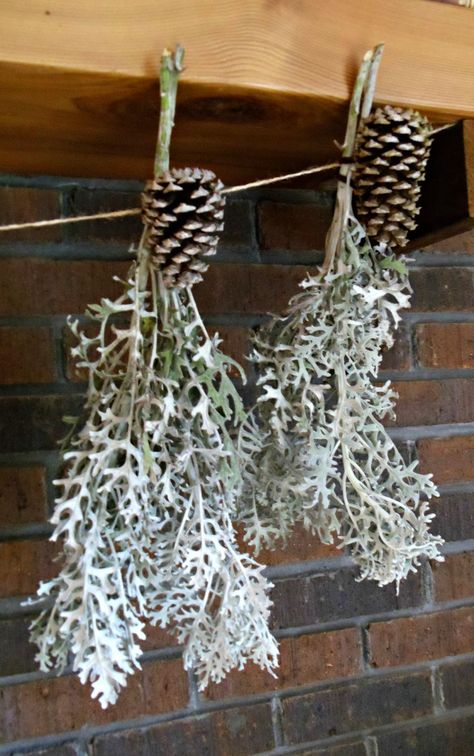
[[0, 0, 473, 184]]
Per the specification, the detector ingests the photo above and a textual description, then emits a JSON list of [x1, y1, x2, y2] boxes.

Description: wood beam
[[0, 0, 473, 183], [427, 0, 473, 8]]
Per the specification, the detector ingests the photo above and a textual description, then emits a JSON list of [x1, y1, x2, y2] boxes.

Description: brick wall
[[0, 175, 473, 755]]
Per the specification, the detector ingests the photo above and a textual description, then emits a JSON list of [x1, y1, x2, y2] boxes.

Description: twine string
[[0, 161, 340, 233], [0, 122, 457, 233]]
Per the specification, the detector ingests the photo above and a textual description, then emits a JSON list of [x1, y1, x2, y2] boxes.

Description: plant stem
[[322, 44, 384, 274], [154, 45, 185, 177], [361, 44, 384, 120], [137, 46, 185, 292]]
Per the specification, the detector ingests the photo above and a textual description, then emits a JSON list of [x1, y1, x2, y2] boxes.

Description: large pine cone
[[353, 105, 432, 249], [141, 167, 225, 288]]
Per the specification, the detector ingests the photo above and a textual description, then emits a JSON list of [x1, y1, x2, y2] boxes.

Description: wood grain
[[0, 0, 473, 182], [427, 0, 472, 7]]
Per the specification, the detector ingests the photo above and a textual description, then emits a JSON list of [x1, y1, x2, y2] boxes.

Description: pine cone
[[141, 168, 225, 288], [353, 105, 432, 249]]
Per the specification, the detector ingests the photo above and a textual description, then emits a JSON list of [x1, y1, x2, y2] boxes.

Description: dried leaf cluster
[[238, 211, 443, 588], [29, 246, 278, 708]]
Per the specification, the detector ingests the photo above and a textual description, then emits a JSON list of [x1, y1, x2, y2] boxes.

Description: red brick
[[416, 322, 474, 369], [0, 538, 58, 598], [196, 263, 316, 315], [376, 713, 474, 754], [142, 657, 189, 713], [390, 379, 474, 426], [432, 551, 474, 602], [0, 617, 36, 676], [93, 705, 275, 756], [258, 202, 333, 252], [369, 607, 474, 668], [0, 673, 141, 742], [207, 326, 249, 377], [92, 717, 212, 756], [418, 435, 474, 485], [68, 188, 141, 243], [92, 703, 276, 756], [441, 659, 474, 709], [0, 657, 188, 741], [210, 703, 274, 755], [0, 260, 313, 318], [241, 523, 340, 567], [431, 491, 474, 541], [0, 259, 128, 317], [272, 568, 422, 631], [22, 746, 79, 756], [141, 623, 178, 652], [220, 199, 254, 250], [0, 326, 56, 384], [302, 743, 367, 756], [0, 187, 61, 243], [0, 466, 48, 526], [422, 227, 474, 253], [410, 268, 474, 312], [205, 628, 361, 700], [281, 671, 432, 746], [0, 395, 84, 453], [380, 320, 412, 371]]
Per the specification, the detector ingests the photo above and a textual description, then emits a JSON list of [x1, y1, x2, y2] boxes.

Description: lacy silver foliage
[[30, 253, 278, 708], [239, 213, 443, 587]]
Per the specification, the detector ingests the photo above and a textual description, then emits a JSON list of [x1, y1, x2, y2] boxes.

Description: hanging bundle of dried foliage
[[28, 46, 278, 709], [238, 45, 443, 589]]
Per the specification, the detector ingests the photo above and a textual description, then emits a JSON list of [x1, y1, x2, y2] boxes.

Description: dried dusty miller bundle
[[28, 46, 277, 709], [29, 236, 277, 708], [239, 215, 443, 585], [238, 45, 443, 589]]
